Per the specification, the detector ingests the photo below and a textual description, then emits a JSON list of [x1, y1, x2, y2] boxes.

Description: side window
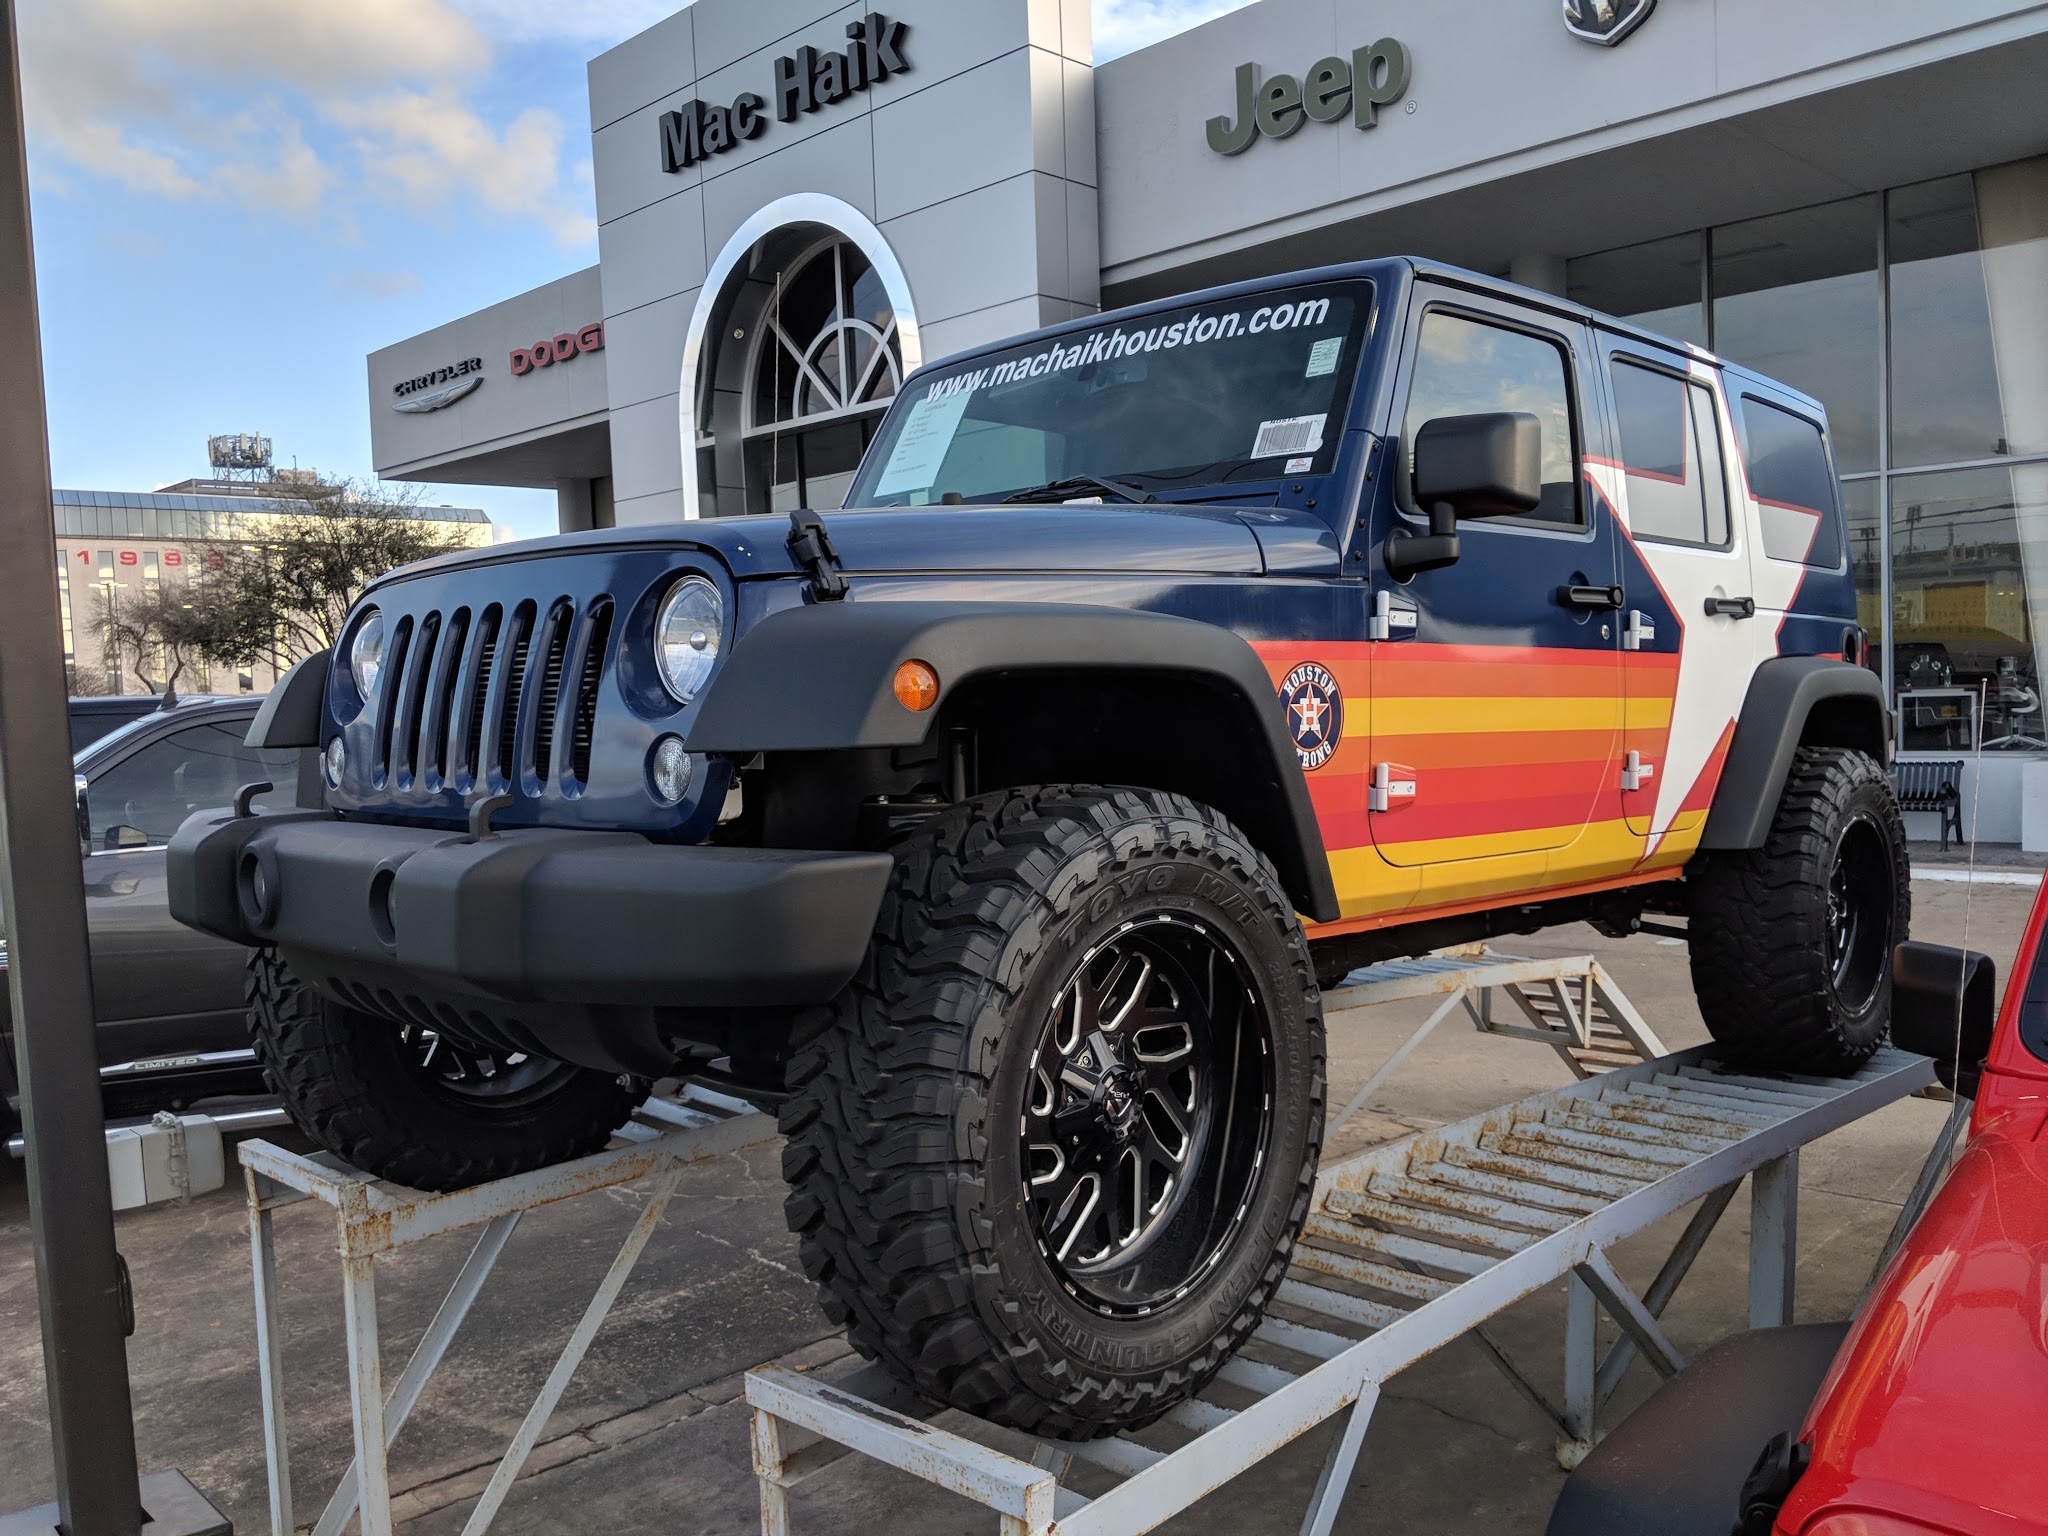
[[1737, 394, 1844, 568], [86, 722, 296, 850], [1611, 358, 1731, 548], [1404, 310, 1580, 525]]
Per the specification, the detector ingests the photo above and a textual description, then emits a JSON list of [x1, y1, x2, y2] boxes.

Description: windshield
[[848, 279, 1373, 507]]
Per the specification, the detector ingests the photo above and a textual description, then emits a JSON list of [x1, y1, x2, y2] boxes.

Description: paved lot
[[0, 865, 2033, 1535]]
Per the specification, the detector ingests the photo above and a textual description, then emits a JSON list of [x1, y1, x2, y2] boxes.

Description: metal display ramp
[[745, 1039, 1936, 1536]]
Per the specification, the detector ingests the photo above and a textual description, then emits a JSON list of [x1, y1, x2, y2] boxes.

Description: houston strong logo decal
[[1280, 662, 1342, 771]]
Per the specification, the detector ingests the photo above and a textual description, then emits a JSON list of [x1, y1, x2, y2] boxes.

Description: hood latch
[[786, 509, 848, 602]]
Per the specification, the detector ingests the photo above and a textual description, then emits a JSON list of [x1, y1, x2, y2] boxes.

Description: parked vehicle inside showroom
[[1548, 891, 2047, 1536], [167, 255, 1905, 1437]]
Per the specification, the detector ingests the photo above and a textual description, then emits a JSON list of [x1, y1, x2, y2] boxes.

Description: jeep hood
[[382, 503, 1276, 587]]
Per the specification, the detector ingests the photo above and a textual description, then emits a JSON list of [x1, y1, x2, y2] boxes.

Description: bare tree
[[93, 583, 215, 693], [187, 474, 477, 674], [64, 662, 112, 697]]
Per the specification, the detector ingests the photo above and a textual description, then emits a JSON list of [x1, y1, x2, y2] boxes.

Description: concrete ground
[[0, 860, 2034, 1535]]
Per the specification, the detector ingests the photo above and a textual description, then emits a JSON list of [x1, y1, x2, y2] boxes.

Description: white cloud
[[330, 90, 596, 248], [18, 0, 592, 248], [1091, 0, 1256, 62], [451, 0, 683, 49]]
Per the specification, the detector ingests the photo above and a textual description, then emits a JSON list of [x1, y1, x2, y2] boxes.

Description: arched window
[[749, 240, 902, 431], [681, 196, 921, 519]]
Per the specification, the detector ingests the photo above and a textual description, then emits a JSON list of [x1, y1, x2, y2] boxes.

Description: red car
[[1550, 887, 2047, 1536]]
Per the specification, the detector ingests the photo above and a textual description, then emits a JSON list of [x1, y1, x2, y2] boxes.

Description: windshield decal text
[[924, 298, 1335, 402]]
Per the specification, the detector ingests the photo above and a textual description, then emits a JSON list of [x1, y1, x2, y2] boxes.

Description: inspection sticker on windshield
[[875, 388, 975, 495], [1251, 413, 1326, 459], [1304, 337, 1342, 377]]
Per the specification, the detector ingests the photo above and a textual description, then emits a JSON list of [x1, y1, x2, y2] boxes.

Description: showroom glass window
[[1890, 467, 2047, 752], [1566, 234, 1706, 348], [1567, 155, 2048, 755]]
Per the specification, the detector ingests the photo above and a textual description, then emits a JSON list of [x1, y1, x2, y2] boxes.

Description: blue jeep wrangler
[[170, 257, 1903, 1436]]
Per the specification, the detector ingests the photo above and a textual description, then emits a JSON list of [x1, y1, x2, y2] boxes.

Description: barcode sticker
[[1251, 414, 1326, 458]]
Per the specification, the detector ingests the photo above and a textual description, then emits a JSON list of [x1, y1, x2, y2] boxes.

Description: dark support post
[[0, 1, 143, 1531]]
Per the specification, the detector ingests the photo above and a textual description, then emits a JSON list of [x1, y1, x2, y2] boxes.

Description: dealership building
[[369, 0, 2048, 838]]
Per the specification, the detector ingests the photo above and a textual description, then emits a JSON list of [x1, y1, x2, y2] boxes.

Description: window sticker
[[1285, 456, 1314, 474], [1251, 413, 1327, 459], [875, 389, 977, 495], [1305, 336, 1343, 377]]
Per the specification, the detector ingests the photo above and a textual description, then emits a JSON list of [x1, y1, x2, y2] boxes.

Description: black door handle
[[1558, 584, 1624, 610], [1705, 596, 1756, 619]]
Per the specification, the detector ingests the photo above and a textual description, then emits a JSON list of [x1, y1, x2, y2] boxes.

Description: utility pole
[[0, 5, 223, 1534]]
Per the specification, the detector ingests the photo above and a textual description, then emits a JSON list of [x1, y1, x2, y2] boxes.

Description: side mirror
[[74, 774, 90, 858], [1890, 940, 1996, 1096], [1385, 411, 1542, 580], [106, 824, 149, 851]]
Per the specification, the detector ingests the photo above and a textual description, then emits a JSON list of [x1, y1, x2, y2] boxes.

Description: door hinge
[[1622, 609, 1656, 651], [1369, 762, 1417, 811], [1621, 750, 1656, 792], [1368, 588, 1418, 641]]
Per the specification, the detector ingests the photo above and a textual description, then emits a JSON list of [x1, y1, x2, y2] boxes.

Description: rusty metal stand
[[743, 1043, 1934, 1536], [242, 1085, 771, 1536], [1321, 949, 1668, 1138]]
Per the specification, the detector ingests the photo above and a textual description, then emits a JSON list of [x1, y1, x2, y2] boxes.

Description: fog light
[[325, 737, 346, 788], [650, 736, 692, 804]]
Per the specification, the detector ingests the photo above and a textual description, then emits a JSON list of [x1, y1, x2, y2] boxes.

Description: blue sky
[[22, 0, 1252, 540]]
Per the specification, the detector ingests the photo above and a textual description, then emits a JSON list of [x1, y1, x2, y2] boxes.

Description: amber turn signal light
[[893, 659, 940, 711]]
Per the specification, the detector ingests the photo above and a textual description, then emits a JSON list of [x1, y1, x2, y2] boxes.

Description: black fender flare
[[1699, 656, 1889, 850], [247, 650, 330, 750], [689, 601, 1340, 922]]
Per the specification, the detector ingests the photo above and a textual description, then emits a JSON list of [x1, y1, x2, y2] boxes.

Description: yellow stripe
[[1343, 696, 1645, 738], [1327, 814, 1697, 918]]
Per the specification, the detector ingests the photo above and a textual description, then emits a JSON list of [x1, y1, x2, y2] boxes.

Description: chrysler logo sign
[[392, 358, 484, 413], [1563, 0, 1656, 46]]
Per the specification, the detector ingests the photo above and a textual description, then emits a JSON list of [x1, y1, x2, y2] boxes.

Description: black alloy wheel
[[1824, 815, 1893, 1012], [1688, 746, 1910, 1075], [399, 1024, 585, 1107], [1022, 919, 1272, 1315], [780, 785, 1325, 1439], [248, 948, 642, 1191]]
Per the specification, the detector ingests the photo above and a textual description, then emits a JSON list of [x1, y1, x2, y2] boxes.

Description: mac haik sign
[[659, 13, 910, 173], [1205, 39, 1410, 155]]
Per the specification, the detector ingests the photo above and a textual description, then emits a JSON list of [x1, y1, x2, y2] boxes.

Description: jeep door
[[1365, 291, 1625, 907], [1597, 344, 1757, 858]]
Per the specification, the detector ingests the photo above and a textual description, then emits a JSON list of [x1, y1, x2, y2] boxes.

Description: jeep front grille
[[372, 594, 611, 796]]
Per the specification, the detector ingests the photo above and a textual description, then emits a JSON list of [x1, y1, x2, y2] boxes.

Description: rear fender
[[1699, 657, 1888, 850]]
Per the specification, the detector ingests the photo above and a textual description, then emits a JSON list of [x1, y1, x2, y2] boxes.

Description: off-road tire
[[1689, 747, 1909, 1074], [247, 948, 641, 1191], [780, 785, 1325, 1439]]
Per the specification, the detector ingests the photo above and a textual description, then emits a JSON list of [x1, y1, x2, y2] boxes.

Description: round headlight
[[324, 737, 346, 788], [654, 576, 723, 703], [348, 609, 387, 699], [649, 735, 693, 804]]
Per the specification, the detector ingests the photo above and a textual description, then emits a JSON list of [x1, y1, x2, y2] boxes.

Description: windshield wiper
[[1000, 474, 1157, 505]]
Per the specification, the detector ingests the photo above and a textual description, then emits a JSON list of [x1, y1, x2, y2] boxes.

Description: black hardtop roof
[[913, 254, 1829, 424]]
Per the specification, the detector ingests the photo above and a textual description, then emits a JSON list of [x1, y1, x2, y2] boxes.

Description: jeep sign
[[1205, 39, 1410, 155]]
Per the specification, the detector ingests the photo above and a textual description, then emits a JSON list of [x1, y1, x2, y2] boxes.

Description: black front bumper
[[167, 809, 892, 1075]]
